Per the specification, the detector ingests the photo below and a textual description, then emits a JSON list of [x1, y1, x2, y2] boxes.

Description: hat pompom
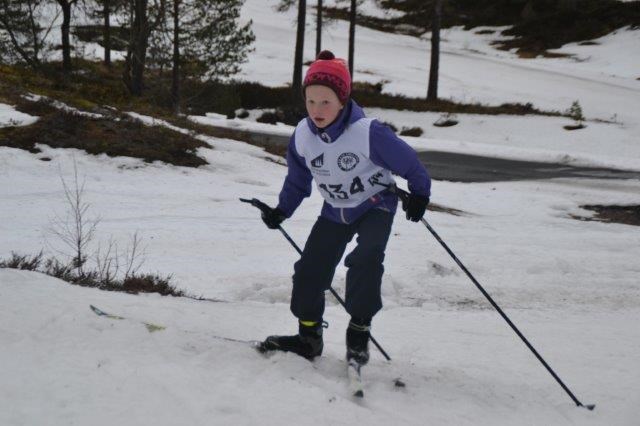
[[317, 50, 335, 60]]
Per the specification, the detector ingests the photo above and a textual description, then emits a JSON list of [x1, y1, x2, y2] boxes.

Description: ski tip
[[393, 378, 406, 388], [582, 404, 596, 411]]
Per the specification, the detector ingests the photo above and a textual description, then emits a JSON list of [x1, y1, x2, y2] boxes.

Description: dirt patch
[[572, 205, 640, 226], [170, 116, 288, 158], [0, 107, 209, 167]]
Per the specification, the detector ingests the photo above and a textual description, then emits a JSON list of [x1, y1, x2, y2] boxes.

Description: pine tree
[[147, 0, 254, 114], [568, 100, 585, 124], [0, 0, 53, 69]]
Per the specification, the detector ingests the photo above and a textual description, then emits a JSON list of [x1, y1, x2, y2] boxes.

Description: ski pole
[[379, 183, 595, 410], [240, 197, 392, 361]]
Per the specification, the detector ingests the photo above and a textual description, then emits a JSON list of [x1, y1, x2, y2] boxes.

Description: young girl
[[260, 50, 431, 364]]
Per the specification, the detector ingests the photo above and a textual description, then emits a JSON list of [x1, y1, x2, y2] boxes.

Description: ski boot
[[346, 317, 371, 365], [258, 320, 324, 360]]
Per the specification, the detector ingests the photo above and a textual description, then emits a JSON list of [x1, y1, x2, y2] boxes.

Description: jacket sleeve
[[276, 134, 313, 217], [369, 120, 431, 197]]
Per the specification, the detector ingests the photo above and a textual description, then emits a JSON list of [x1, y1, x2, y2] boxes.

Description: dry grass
[[0, 251, 187, 296], [0, 107, 209, 167]]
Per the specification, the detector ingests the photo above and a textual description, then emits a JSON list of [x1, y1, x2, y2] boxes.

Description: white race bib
[[294, 118, 395, 208]]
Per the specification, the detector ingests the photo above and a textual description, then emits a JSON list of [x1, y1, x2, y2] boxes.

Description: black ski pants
[[290, 208, 394, 322]]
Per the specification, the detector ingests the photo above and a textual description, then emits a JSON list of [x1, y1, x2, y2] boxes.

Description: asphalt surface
[[202, 124, 640, 183], [418, 151, 640, 183]]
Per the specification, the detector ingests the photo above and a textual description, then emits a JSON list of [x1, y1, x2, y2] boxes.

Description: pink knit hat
[[303, 50, 351, 104]]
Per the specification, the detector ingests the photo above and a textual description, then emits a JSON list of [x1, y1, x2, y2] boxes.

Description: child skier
[[259, 50, 431, 365]]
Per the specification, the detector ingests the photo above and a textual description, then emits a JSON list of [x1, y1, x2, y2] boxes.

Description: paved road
[[418, 151, 640, 183], [202, 124, 640, 183]]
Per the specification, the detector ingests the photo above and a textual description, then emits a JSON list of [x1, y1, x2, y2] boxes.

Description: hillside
[[1, 1, 639, 425]]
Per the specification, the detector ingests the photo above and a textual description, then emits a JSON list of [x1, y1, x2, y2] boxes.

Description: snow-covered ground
[[2, 1, 640, 425], [1, 100, 640, 424], [238, 0, 640, 169]]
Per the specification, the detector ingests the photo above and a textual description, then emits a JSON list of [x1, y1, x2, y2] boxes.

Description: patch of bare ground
[[571, 205, 640, 226]]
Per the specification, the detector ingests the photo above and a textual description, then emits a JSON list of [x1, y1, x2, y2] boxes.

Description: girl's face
[[305, 85, 343, 129]]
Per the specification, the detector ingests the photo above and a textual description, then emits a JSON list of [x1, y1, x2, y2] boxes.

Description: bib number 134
[[319, 176, 365, 200]]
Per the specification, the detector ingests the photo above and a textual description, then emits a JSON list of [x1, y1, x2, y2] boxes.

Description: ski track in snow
[[1, 269, 639, 425]]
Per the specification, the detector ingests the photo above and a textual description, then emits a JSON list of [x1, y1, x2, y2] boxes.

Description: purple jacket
[[277, 100, 431, 224]]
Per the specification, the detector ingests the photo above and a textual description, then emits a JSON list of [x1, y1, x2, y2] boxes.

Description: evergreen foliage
[[568, 100, 585, 123], [148, 0, 255, 81], [0, 0, 54, 68]]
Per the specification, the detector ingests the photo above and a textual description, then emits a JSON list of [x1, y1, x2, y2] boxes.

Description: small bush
[[120, 273, 182, 296], [352, 81, 384, 94], [564, 100, 586, 131], [0, 251, 43, 270], [0, 252, 186, 297], [567, 100, 585, 123], [256, 106, 306, 126], [400, 126, 423, 137], [43, 257, 75, 281], [256, 110, 279, 124], [236, 109, 250, 119]]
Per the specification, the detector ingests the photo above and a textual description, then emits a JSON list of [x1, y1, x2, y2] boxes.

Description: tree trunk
[[124, 0, 150, 96], [315, 0, 322, 57], [59, 0, 73, 72], [171, 0, 180, 115], [348, 0, 355, 79], [104, 0, 111, 66], [292, 0, 306, 100], [427, 0, 443, 101], [521, 0, 536, 21], [559, 0, 578, 11]]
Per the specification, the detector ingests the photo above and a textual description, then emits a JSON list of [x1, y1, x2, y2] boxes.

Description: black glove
[[261, 207, 286, 229], [402, 193, 429, 222]]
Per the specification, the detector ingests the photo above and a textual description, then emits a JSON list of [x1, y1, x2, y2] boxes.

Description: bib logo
[[337, 153, 359, 171], [311, 153, 324, 168]]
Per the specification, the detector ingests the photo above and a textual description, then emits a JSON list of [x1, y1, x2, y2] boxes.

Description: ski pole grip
[[239, 197, 272, 215], [374, 182, 410, 203]]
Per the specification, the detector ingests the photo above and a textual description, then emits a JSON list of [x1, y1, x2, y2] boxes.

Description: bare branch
[[49, 158, 101, 276]]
